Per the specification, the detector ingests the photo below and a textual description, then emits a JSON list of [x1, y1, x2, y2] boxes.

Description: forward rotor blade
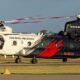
[[5, 20, 44, 24], [4, 17, 34, 24], [4, 20, 20, 24]]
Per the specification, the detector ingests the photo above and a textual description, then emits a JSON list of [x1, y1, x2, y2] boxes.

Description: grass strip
[[0, 65, 80, 74]]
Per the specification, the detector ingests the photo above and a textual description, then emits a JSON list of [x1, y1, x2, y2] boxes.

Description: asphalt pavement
[[0, 74, 80, 80]]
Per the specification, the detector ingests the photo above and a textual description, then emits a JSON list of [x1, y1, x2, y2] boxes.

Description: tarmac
[[0, 74, 80, 80], [0, 58, 80, 80]]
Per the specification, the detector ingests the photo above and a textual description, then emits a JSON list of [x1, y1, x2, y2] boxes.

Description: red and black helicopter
[[23, 15, 80, 64], [1, 15, 80, 63]]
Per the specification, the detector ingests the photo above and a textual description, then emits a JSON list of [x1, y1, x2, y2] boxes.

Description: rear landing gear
[[15, 56, 21, 63], [31, 56, 38, 64], [62, 58, 67, 62]]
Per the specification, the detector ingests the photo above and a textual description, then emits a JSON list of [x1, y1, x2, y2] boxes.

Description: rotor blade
[[30, 20, 44, 23], [10, 15, 76, 21], [9, 22, 32, 24], [16, 17, 34, 20], [50, 16, 75, 19], [4, 15, 77, 24], [5, 20, 44, 24], [4, 20, 20, 24], [14, 17, 45, 21], [4, 17, 34, 24]]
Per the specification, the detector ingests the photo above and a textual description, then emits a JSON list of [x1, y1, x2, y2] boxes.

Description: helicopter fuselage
[[0, 32, 43, 56]]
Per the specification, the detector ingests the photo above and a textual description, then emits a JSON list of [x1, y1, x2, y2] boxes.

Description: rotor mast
[[0, 21, 12, 34]]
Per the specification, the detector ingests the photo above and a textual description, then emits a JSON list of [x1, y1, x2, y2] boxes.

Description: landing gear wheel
[[31, 56, 38, 64], [62, 58, 67, 62], [15, 57, 21, 63]]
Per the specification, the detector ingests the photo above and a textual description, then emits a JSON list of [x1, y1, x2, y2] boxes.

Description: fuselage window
[[27, 41, 31, 46], [13, 41, 17, 46]]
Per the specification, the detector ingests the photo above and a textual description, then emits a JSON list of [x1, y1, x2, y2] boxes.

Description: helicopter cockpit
[[64, 16, 80, 39]]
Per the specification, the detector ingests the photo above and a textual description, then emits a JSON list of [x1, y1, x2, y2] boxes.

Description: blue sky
[[0, 0, 80, 32]]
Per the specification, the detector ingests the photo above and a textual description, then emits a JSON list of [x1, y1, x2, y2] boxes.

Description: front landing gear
[[15, 56, 21, 63], [31, 56, 38, 64]]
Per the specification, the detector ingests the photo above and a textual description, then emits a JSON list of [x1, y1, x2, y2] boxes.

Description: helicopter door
[[0, 35, 4, 49]]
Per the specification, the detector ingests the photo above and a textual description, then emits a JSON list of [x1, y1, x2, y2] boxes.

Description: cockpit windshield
[[67, 26, 80, 34], [64, 19, 80, 36]]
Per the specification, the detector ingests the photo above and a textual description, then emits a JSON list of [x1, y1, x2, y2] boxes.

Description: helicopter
[[0, 15, 80, 64], [22, 14, 80, 64], [0, 19, 44, 63]]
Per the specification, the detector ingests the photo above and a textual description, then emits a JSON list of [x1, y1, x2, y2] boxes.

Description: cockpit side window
[[0, 36, 4, 49]]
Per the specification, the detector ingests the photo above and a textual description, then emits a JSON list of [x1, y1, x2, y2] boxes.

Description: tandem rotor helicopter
[[0, 18, 44, 63], [0, 14, 80, 64]]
